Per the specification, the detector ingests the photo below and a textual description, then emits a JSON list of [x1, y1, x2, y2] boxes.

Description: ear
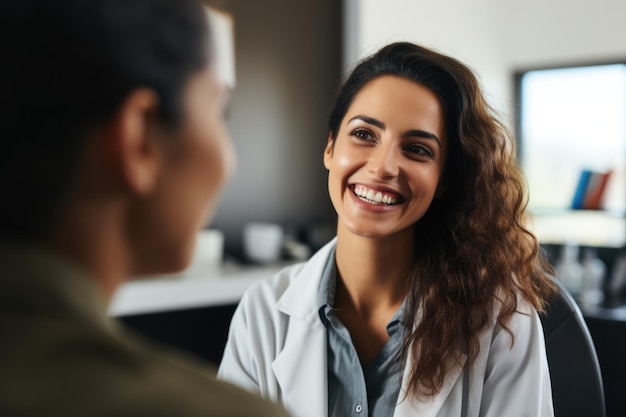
[[323, 133, 334, 170], [104, 88, 162, 196]]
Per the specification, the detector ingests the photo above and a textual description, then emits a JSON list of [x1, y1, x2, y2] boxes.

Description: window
[[516, 62, 626, 247]]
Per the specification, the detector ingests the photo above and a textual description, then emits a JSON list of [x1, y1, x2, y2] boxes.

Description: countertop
[[108, 261, 294, 317]]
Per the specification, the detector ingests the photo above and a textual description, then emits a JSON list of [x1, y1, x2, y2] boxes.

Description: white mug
[[189, 229, 224, 270], [243, 222, 283, 264]]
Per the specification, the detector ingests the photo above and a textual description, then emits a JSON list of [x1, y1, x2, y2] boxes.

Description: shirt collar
[[317, 245, 337, 310], [317, 245, 407, 332]]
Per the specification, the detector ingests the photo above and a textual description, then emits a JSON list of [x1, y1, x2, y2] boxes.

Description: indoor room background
[[117, 1, 626, 416]]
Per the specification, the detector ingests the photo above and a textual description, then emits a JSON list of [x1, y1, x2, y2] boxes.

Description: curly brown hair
[[328, 42, 556, 398]]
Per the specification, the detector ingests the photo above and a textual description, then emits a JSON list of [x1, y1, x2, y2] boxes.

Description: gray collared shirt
[[318, 248, 406, 417]]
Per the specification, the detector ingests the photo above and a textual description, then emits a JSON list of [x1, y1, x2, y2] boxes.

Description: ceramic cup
[[243, 222, 283, 264], [190, 229, 224, 269]]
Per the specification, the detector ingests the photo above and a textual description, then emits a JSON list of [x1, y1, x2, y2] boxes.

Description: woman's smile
[[351, 184, 404, 206], [324, 75, 447, 239]]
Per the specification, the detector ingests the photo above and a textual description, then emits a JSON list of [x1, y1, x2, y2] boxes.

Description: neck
[[334, 225, 414, 316], [47, 197, 130, 303]]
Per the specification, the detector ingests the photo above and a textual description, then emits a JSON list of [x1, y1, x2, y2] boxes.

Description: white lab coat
[[218, 239, 554, 417]]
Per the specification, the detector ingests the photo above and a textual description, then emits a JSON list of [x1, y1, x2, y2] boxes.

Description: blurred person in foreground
[[0, 0, 290, 416]]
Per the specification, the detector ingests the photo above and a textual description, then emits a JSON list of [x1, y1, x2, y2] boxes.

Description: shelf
[[527, 208, 626, 247]]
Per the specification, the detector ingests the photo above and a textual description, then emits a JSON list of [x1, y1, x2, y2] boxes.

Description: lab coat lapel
[[271, 239, 335, 417], [271, 313, 327, 417], [269, 238, 469, 417], [393, 351, 468, 417]]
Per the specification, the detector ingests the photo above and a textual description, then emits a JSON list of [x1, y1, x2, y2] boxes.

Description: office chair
[[540, 276, 606, 417]]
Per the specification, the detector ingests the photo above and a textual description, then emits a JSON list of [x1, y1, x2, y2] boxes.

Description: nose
[[367, 141, 400, 179]]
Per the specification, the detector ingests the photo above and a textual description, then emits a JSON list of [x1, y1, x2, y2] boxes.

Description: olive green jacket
[[0, 246, 289, 417]]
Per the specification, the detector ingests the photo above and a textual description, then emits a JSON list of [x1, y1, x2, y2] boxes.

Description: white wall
[[343, 0, 508, 117], [503, 0, 626, 68], [344, 0, 626, 124], [209, 0, 341, 256]]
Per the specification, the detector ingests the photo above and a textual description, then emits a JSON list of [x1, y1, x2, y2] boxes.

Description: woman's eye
[[407, 143, 434, 158], [351, 129, 374, 141]]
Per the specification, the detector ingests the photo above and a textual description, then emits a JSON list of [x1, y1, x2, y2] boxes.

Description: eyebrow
[[348, 115, 442, 147]]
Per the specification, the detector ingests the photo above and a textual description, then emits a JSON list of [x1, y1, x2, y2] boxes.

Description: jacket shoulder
[[113, 343, 292, 417], [0, 314, 289, 417], [241, 262, 307, 306]]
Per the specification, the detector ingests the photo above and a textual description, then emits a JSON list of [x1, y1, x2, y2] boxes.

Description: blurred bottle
[[580, 248, 606, 306], [556, 242, 584, 299], [609, 254, 626, 305]]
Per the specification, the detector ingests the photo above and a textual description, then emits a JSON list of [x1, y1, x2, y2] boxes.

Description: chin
[[342, 219, 415, 241], [344, 223, 390, 239]]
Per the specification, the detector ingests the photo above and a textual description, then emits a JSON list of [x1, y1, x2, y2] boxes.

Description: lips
[[351, 184, 404, 205]]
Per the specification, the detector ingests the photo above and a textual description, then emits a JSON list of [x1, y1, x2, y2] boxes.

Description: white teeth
[[353, 185, 399, 205]]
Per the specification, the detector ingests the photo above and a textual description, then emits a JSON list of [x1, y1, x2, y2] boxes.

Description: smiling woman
[[218, 42, 557, 417]]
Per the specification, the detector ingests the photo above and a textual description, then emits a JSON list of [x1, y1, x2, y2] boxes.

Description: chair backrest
[[540, 276, 606, 417]]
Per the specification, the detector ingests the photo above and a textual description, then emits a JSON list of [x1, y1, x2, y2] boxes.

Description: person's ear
[[323, 133, 334, 170], [104, 88, 162, 196]]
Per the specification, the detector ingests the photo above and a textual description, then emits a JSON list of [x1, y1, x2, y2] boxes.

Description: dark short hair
[[0, 0, 211, 242]]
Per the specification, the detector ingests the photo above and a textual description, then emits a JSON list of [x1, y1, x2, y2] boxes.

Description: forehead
[[346, 75, 444, 123], [343, 74, 448, 148]]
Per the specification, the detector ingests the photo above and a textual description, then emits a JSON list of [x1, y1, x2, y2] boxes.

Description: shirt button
[[355, 404, 363, 413]]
